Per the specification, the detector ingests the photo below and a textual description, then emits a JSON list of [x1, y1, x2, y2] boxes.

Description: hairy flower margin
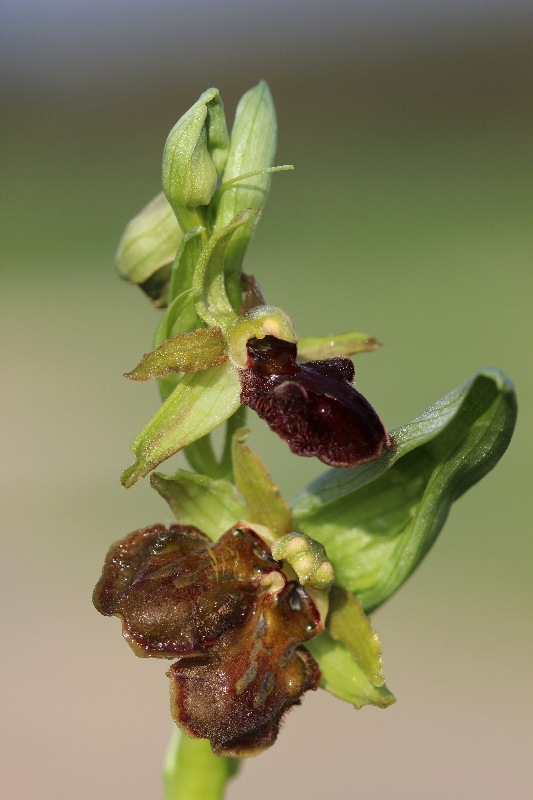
[[95, 82, 517, 794]]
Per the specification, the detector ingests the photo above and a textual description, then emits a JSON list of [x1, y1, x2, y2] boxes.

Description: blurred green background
[[2, 2, 532, 798]]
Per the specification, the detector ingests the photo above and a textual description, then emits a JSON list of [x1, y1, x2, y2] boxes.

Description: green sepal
[[153, 290, 202, 402], [297, 331, 381, 361], [327, 586, 384, 687], [193, 209, 257, 330], [294, 368, 517, 612], [308, 632, 395, 710], [163, 88, 229, 231], [121, 361, 241, 487], [154, 228, 205, 400], [124, 328, 226, 380], [115, 192, 182, 307], [231, 427, 294, 534], [164, 729, 240, 800], [166, 226, 205, 319], [212, 81, 277, 309], [150, 470, 246, 541]]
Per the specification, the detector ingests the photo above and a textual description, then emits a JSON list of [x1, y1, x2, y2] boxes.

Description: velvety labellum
[[93, 523, 278, 657], [239, 336, 392, 468], [93, 522, 322, 756], [169, 582, 320, 757]]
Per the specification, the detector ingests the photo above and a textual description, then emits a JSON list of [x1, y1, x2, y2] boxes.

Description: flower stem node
[[271, 532, 335, 590]]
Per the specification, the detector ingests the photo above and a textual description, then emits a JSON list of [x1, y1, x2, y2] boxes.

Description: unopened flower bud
[[163, 88, 229, 227], [115, 192, 182, 307]]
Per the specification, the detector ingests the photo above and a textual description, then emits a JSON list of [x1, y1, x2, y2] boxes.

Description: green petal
[[121, 362, 241, 487], [293, 368, 517, 612], [213, 81, 277, 309], [231, 427, 294, 534], [115, 192, 182, 306], [150, 470, 246, 541], [164, 730, 240, 800], [308, 632, 395, 710], [124, 328, 226, 380], [297, 332, 381, 361], [327, 586, 384, 686]]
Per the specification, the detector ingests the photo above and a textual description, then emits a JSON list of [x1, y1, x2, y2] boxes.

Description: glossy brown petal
[[93, 523, 280, 658], [168, 582, 321, 757], [239, 336, 393, 468]]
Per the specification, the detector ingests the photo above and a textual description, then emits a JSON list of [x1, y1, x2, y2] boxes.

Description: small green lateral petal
[[124, 327, 226, 380], [231, 427, 294, 535], [327, 586, 384, 687], [297, 332, 381, 361], [308, 632, 395, 709], [121, 362, 241, 487], [293, 368, 517, 612], [150, 470, 246, 541]]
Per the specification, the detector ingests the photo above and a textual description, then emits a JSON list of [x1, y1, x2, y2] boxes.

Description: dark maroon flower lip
[[239, 336, 393, 468], [93, 522, 322, 757]]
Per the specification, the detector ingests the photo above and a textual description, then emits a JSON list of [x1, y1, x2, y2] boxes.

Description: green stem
[[183, 435, 221, 478], [184, 407, 247, 481], [164, 730, 240, 800], [219, 406, 247, 480]]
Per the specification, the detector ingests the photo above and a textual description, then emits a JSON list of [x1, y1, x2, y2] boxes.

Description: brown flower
[[239, 336, 393, 468], [93, 522, 322, 756]]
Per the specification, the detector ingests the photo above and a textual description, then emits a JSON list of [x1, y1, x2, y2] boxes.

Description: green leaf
[[297, 331, 381, 361], [293, 368, 517, 612], [124, 328, 226, 380], [164, 729, 240, 800], [308, 632, 395, 710], [327, 586, 384, 686], [115, 192, 182, 306], [193, 210, 257, 329], [150, 470, 246, 540], [121, 362, 241, 488], [231, 427, 294, 534], [213, 81, 277, 308]]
